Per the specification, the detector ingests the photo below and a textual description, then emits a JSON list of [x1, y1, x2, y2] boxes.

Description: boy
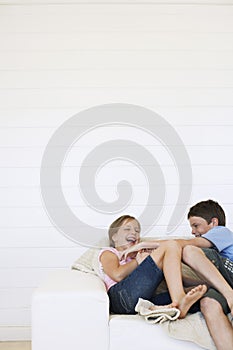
[[177, 199, 233, 350], [180, 199, 233, 289]]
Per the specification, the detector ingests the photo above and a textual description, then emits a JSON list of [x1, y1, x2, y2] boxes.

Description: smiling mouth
[[126, 237, 137, 243]]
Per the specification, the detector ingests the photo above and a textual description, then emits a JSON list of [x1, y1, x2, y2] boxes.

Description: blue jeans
[[108, 255, 163, 314]]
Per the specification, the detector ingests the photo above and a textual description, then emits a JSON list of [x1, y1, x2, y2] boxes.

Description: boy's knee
[[200, 297, 222, 314], [202, 288, 229, 315], [182, 245, 202, 263], [200, 297, 223, 315]]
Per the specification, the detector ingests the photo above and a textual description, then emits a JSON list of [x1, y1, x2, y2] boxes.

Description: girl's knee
[[150, 240, 181, 267], [161, 239, 181, 251]]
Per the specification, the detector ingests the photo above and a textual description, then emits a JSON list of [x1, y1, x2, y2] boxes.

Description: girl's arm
[[100, 250, 138, 282]]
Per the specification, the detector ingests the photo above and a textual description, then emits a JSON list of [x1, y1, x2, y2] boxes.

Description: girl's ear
[[112, 233, 117, 244], [211, 217, 219, 226]]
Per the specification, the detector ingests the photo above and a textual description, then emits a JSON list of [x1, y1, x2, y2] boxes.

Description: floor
[[0, 342, 31, 350]]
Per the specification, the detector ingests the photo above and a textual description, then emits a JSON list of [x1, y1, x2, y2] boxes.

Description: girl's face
[[112, 219, 140, 250]]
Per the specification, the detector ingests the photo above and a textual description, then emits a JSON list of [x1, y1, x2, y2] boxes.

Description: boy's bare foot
[[178, 284, 207, 319]]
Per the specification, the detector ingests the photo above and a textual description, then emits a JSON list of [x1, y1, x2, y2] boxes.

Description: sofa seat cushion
[[109, 314, 213, 350]]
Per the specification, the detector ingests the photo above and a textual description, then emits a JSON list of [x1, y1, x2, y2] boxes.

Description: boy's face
[[189, 216, 215, 237]]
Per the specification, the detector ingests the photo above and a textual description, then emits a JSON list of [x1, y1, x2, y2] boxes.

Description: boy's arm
[[175, 236, 213, 248]]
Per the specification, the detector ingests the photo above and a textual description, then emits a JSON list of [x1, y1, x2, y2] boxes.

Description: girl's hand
[[121, 241, 159, 260], [119, 250, 137, 260], [135, 251, 150, 264], [120, 242, 143, 260]]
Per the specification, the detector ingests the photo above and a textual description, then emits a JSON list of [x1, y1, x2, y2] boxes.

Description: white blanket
[[135, 298, 233, 350], [162, 312, 217, 350]]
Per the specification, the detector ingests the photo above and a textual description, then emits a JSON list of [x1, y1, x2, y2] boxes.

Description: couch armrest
[[32, 269, 109, 350]]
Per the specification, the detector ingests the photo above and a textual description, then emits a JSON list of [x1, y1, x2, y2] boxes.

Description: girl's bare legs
[[182, 245, 233, 315], [150, 240, 207, 318]]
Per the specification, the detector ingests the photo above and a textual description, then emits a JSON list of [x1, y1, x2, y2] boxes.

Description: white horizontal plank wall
[[1, 0, 233, 340]]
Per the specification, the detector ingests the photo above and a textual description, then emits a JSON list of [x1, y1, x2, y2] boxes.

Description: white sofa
[[31, 269, 216, 350]]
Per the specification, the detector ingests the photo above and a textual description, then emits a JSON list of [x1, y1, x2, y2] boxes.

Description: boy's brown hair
[[187, 199, 226, 226]]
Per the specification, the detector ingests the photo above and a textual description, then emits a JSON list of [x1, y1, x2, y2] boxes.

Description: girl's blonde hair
[[108, 215, 140, 247]]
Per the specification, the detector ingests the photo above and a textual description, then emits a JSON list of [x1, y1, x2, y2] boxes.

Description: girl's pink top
[[98, 247, 132, 291]]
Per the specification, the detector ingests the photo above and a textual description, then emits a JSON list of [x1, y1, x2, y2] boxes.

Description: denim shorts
[[191, 248, 233, 315], [108, 255, 163, 314], [202, 248, 233, 288]]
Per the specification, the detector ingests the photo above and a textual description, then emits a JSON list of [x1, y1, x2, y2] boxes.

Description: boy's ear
[[211, 217, 219, 226]]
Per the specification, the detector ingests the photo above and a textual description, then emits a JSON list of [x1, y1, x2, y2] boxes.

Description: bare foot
[[178, 284, 207, 318]]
